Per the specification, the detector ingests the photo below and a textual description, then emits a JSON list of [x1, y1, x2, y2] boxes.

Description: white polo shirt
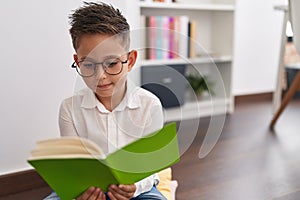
[[58, 82, 164, 197]]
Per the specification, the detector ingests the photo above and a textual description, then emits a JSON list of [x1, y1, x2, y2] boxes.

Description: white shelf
[[139, 55, 232, 66], [163, 98, 231, 122], [126, 0, 235, 120], [139, 2, 235, 11]]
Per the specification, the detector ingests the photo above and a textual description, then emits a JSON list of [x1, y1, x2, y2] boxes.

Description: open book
[[28, 122, 179, 200]]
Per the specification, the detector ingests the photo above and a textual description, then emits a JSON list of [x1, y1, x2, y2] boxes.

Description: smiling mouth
[[97, 83, 112, 89]]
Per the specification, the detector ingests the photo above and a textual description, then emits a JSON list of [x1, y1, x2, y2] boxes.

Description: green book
[[28, 122, 179, 200]]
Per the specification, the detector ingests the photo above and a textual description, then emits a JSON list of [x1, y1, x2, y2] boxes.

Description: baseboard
[[0, 169, 48, 197], [234, 92, 273, 104]]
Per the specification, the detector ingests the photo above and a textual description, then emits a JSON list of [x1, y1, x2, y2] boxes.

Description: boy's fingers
[[118, 184, 135, 198], [109, 185, 128, 197], [118, 184, 136, 193], [107, 191, 117, 200], [108, 191, 128, 200], [76, 187, 105, 200], [99, 191, 106, 200], [77, 186, 95, 200], [89, 188, 103, 200], [109, 185, 132, 199]]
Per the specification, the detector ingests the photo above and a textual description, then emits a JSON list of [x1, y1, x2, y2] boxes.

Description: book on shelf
[[145, 16, 156, 60], [156, 16, 163, 59], [162, 16, 170, 59], [168, 16, 175, 59], [188, 20, 197, 58], [179, 16, 189, 59], [145, 15, 192, 60], [28, 122, 179, 200]]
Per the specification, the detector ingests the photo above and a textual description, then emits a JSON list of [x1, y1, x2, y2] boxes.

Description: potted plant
[[186, 74, 214, 100]]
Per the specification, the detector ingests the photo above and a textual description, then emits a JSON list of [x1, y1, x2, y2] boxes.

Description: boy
[[44, 2, 166, 200]]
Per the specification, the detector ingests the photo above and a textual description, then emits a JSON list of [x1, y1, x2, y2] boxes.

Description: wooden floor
[[173, 97, 300, 200], [1, 96, 300, 200]]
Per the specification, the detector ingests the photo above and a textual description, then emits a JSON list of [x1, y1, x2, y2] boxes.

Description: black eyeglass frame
[[71, 52, 130, 77]]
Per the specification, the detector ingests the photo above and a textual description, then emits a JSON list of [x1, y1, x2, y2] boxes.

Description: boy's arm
[[143, 99, 164, 136], [129, 94, 164, 197], [58, 99, 78, 136]]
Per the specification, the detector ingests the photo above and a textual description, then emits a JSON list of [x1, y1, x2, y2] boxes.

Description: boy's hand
[[76, 186, 106, 200], [107, 184, 136, 200]]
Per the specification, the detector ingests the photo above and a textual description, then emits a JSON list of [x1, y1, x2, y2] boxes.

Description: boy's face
[[74, 34, 136, 100]]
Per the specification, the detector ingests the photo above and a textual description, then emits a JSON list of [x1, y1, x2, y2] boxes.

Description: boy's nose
[[95, 67, 106, 79]]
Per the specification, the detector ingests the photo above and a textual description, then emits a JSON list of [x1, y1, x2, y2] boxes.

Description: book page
[[30, 137, 104, 159]]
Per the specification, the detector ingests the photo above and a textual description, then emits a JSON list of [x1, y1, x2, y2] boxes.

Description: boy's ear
[[127, 50, 137, 71]]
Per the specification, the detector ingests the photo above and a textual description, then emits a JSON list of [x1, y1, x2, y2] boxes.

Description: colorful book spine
[[179, 16, 189, 59], [145, 15, 193, 60], [188, 20, 197, 58], [149, 16, 156, 60], [155, 16, 163, 59], [162, 16, 170, 59], [168, 16, 175, 59], [173, 16, 180, 59]]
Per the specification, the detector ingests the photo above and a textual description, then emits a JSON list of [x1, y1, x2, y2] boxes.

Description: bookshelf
[[124, 0, 235, 122], [139, 2, 234, 11]]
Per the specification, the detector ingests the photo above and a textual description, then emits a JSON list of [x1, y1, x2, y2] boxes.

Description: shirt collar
[[114, 80, 141, 112], [80, 80, 141, 112], [80, 88, 97, 109]]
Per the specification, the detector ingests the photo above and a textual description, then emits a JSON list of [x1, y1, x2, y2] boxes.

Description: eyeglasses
[[71, 54, 129, 77]]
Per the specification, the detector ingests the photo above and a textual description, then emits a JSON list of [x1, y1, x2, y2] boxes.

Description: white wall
[[233, 0, 287, 95], [0, 0, 138, 176], [0, 0, 82, 175]]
